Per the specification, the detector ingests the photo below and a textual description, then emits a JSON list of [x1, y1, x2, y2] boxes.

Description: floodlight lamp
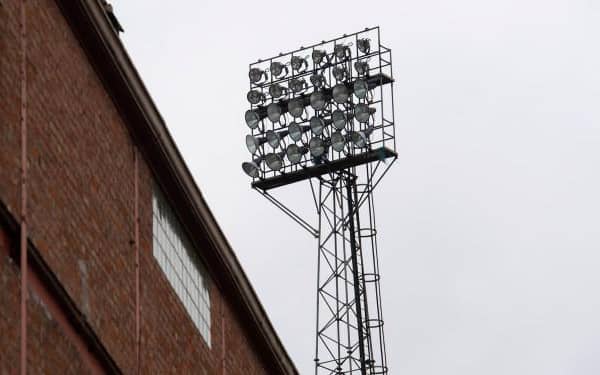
[[245, 134, 266, 154], [288, 98, 305, 118], [353, 79, 369, 99], [354, 61, 369, 76], [288, 122, 310, 142], [310, 91, 327, 111], [265, 152, 285, 171], [289, 78, 308, 94], [332, 66, 348, 82], [334, 44, 351, 60], [310, 74, 327, 89], [357, 38, 371, 54], [267, 103, 283, 122], [247, 90, 265, 105], [333, 84, 350, 104], [266, 129, 289, 148], [310, 116, 332, 136], [249, 67, 267, 84], [332, 109, 347, 130], [245, 109, 261, 129], [309, 137, 327, 157], [265, 130, 280, 148], [330, 131, 346, 152], [270, 61, 288, 78], [286, 144, 308, 164], [349, 131, 367, 148], [354, 103, 375, 123], [242, 158, 262, 178], [291, 56, 308, 73], [312, 49, 329, 66], [350, 128, 374, 148], [269, 83, 288, 99]]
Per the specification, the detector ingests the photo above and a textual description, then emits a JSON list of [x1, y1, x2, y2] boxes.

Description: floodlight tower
[[241, 27, 396, 374]]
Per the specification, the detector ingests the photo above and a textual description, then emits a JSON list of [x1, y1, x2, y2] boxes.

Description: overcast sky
[[115, 1, 600, 373]]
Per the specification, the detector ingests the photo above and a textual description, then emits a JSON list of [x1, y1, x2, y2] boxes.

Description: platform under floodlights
[[241, 26, 396, 375]]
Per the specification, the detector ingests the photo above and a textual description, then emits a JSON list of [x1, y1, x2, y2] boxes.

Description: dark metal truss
[[253, 155, 394, 374], [313, 165, 388, 374]]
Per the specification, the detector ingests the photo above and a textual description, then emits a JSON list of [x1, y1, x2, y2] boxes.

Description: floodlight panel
[[244, 27, 396, 182]]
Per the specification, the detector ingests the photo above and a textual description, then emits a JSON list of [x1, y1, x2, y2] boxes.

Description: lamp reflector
[[310, 91, 326, 111], [288, 122, 309, 142], [355, 103, 374, 123], [350, 128, 373, 148], [266, 130, 281, 148], [331, 131, 346, 152], [288, 98, 305, 118], [291, 56, 308, 72], [267, 103, 282, 122], [353, 79, 368, 99], [270, 61, 287, 78], [247, 90, 264, 105], [313, 49, 329, 65], [357, 38, 370, 54], [333, 84, 350, 104], [242, 161, 260, 178], [332, 110, 347, 130], [269, 84, 287, 99], [245, 134, 261, 154], [332, 66, 347, 82], [350, 131, 367, 148], [310, 116, 326, 136], [310, 74, 327, 89], [265, 152, 284, 171], [309, 137, 326, 157], [245, 110, 260, 129], [286, 144, 307, 164], [249, 67, 266, 84], [334, 44, 350, 60], [354, 61, 369, 76], [289, 78, 307, 93]]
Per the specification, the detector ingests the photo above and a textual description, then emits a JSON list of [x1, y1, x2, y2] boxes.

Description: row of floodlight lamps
[[242, 125, 374, 178], [246, 105, 374, 153], [248, 38, 372, 87], [247, 60, 370, 105], [245, 78, 372, 128], [247, 109, 370, 152]]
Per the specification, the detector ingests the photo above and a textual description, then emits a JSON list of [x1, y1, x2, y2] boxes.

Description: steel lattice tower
[[241, 27, 396, 374]]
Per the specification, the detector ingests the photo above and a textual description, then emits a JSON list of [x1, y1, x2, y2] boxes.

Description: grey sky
[[115, 1, 600, 373]]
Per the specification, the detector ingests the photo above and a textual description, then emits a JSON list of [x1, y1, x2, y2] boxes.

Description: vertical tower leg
[[346, 176, 368, 375], [315, 171, 387, 374]]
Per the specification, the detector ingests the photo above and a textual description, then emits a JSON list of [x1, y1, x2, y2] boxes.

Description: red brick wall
[[0, 0, 22, 216], [0, 0, 274, 373], [0, 228, 20, 374], [0, 227, 89, 375]]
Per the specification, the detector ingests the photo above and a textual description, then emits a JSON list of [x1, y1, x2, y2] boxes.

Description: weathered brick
[[0, 0, 282, 373]]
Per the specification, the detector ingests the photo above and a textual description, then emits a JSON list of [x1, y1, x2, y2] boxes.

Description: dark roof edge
[[55, 1, 297, 373]]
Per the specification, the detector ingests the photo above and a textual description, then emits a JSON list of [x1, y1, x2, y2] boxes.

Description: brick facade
[[0, 0, 293, 373]]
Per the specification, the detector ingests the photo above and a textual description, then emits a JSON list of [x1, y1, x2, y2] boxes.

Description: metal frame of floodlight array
[[242, 27, 396, 375], [243, 27, 397, 187]]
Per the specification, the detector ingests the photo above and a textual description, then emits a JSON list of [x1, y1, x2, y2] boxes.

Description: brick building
[[0, 0, 296, 373]]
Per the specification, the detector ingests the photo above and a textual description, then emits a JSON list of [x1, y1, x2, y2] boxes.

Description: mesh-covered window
[[152, 187, 211, 346]]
